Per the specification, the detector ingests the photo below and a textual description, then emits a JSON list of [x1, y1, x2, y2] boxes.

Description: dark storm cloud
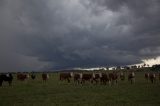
[[90, 0, 160, 53], [0, 0, 160, 72]]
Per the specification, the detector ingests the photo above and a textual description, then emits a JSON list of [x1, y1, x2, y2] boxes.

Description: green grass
[[0, 72, 160, 106]]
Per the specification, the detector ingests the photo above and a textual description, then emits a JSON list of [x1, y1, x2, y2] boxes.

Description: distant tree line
[[151, 64, 160, 71]]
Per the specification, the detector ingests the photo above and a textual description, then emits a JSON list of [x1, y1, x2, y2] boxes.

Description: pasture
[[0, 71, 160, 106]]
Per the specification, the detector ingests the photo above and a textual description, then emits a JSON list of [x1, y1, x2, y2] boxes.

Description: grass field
[[0, 72, 160, 106]]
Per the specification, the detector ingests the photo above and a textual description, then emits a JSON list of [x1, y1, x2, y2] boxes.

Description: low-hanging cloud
[[0, 0, 160, 72]]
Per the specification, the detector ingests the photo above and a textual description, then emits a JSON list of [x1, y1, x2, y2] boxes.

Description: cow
[[149, 73, 156, 83], [26, 73, 30, 79], [0, 73, 13, 86], [128, 71, 135, 84], [80, 73, 92, 84], [120, 72, 125, 81], [59, 72, 73, 83], [17, 73, 28, 81], [145, 73, 150, 82], [91, 73, 101, 84], [42, 73, 49, 82], [100, 73, 110, 85], [31, 74, 36, 80], [73, 73, 81, 84], [109, 72, 118, 85]]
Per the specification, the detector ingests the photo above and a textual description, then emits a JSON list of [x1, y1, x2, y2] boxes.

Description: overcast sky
[[0, 0, 160, 72]]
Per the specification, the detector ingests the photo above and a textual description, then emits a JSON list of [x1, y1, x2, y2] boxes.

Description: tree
[[151, 64, 160, 71]]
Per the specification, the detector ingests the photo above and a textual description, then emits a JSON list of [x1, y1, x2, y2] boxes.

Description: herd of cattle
[[60, 71, 160, 85], [0, 71, 160, 86], [0, 73, 49, 86]]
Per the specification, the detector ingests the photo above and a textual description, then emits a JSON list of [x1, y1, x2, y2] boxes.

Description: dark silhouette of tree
[[151, 64, 160, 71]]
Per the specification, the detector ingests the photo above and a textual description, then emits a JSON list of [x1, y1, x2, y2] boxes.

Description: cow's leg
[[74, 78, 76, 83], [133, 78, 135, 84], [100, 78, 102, 84], [111, 79, 114, 85], [91, 79, 93, 84], [103, 79, 106, 85], [101, 79, 104, 85], [77, 79, 80, 84], [130, 79, 132, 84], [151, 79, 153, 83], [80, 79, 83, 84], [131, 78, 135, 84], [117, 79, 118, 84], [154, 78, 156, 83], [114, 80, 117, 85], [108, 80, 111, 86], [104, 80, 107, 85], [120, 76, 122, 80], [82, 79, 85, 84], [76, 79, 79, 84], [103, 79, 105, 85], [8, 81, 12, 86], [95, 79, 98, 84], [153, 79, 155, 83], [0, 80, 3, 86], [67, 78, 70, 83]]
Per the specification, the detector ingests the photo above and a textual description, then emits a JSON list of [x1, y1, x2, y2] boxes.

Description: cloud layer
[[0, 0, 160, 72]]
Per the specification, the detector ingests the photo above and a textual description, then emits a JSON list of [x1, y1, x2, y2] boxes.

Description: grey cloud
[[0, 0, 160, 72]]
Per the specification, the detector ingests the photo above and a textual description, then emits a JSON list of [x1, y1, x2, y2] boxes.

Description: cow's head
[[99, 72, 102, 78], [79, 73, 83, 79], [92, 72, 95, 78], [70, 72, 74, 77]]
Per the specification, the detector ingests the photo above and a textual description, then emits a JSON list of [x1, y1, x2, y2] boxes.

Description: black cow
[[0, 73, 13, 86], [31, 74, 36, 80]]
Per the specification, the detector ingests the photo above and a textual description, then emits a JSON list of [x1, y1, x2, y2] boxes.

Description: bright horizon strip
[[142, 56, 160, 66]]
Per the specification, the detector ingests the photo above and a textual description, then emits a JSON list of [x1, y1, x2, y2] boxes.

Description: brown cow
[[73, 73, 81, 84], [91, 73, 101, 84], [120, 72, 125, 81], [59, 72, 73, 83], [42, 73, 49, 82], [109, 72, 118, 85], [17, 73, 28, 81], [81, 73, 92, 84], [149, 73, 156, 83], [128, 71, 135, 84], [145, 73, 149, 82], [100, 73, 110, 85]]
